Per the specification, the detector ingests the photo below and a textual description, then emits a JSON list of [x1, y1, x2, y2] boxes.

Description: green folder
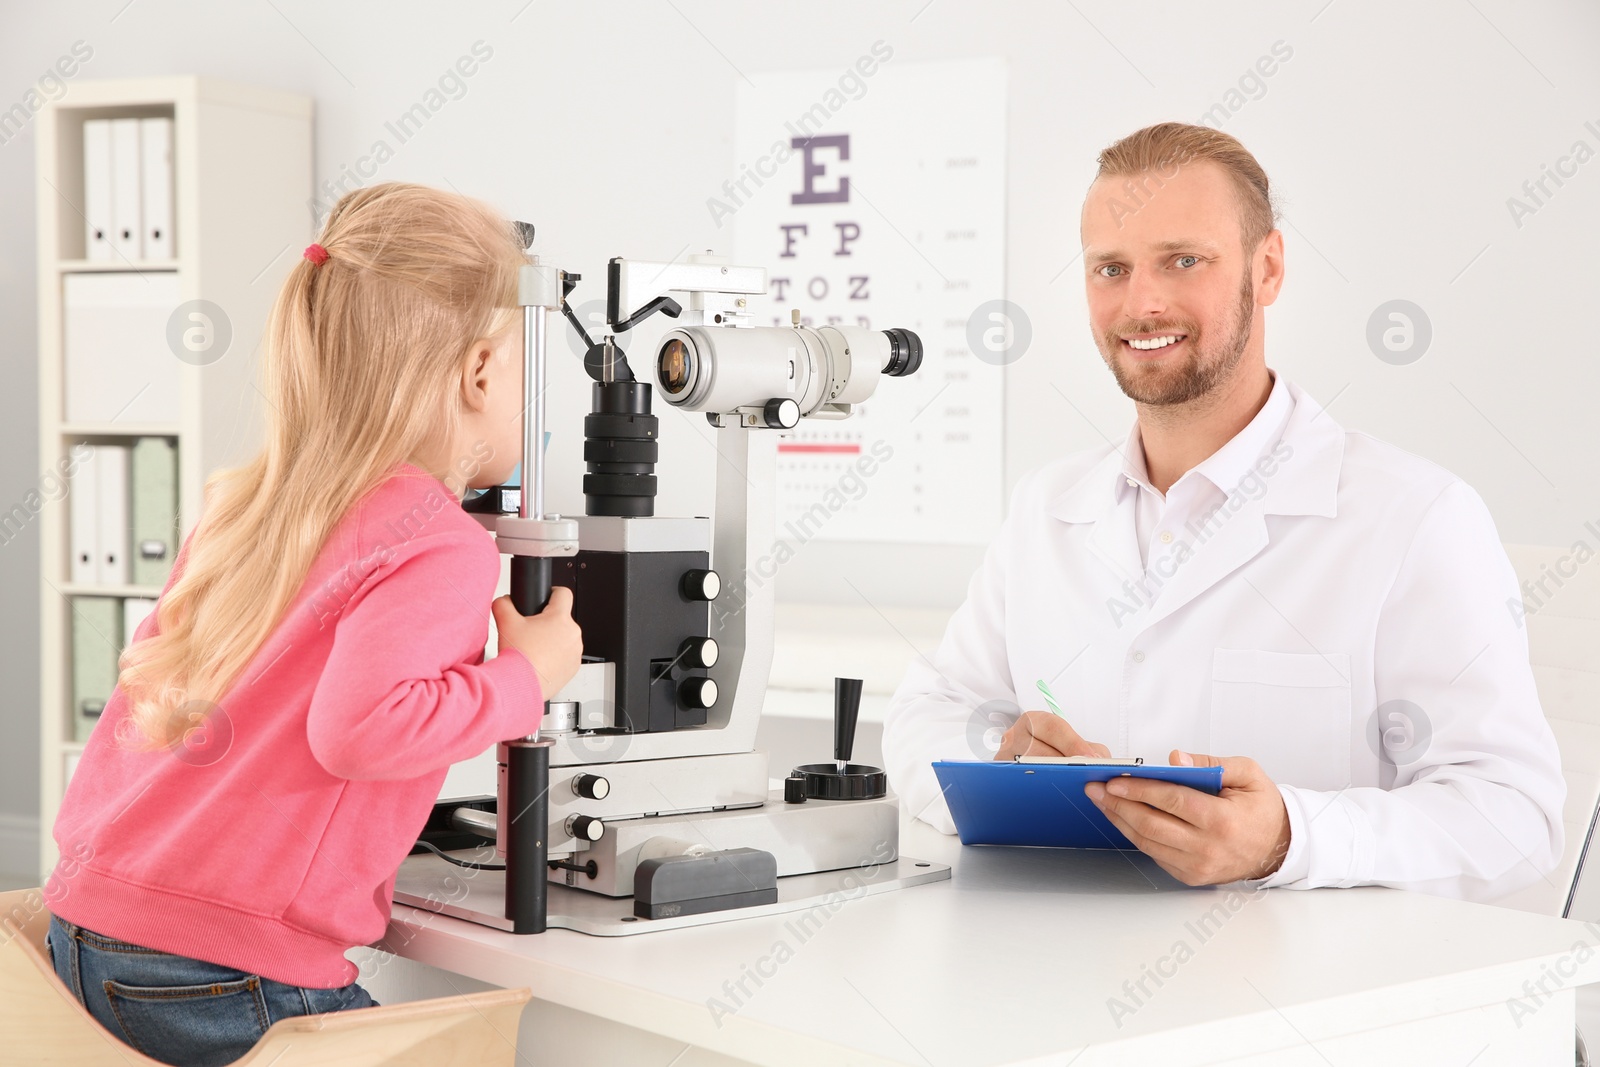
[[71, 596, 122, 742], [131, 436, 178, 587]]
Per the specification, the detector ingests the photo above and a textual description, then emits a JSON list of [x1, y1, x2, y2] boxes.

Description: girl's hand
[[493, 588, 582, 698]]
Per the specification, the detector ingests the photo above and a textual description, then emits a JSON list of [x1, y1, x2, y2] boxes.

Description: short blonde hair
[[1095, 122, 1279, 251]]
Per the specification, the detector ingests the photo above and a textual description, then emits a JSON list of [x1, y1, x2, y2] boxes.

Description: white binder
[[96, 444, 130, 585], [124, 597, 159, 644], [109, 118, 143, 261], [63, 272, 182, 423], [83, 119, 114, 261], [70, 446, 99, 584], [139, 117, 174, 260]]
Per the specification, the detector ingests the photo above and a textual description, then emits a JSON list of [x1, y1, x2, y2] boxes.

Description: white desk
[[362, 815, 1600, 1065]]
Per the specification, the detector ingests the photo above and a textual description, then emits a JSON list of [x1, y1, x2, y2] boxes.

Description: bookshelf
[[36, 77, 312, 876]]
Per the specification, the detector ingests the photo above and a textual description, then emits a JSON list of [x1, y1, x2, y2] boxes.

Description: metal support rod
[[522, 303, 547, 522], [504, 738, 553, 934], [500, 262, 565, 931], [512, 292, 555, 616]]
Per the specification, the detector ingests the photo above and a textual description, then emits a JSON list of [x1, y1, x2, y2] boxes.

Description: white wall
[[2, 0, 1597, 868]]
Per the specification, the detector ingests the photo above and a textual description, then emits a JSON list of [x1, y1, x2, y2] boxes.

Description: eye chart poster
[[727, 55, 1007, 545]]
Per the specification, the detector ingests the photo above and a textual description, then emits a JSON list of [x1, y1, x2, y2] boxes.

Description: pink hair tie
[[303, 243, 329, 265]]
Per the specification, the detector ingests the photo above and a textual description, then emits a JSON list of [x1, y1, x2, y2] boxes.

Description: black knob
[[784, 775, 808, 804], [834, 677, 864, 764], [678, 676, 718, 710], [571, 773, 609, 800], [763, 397, 800, 429], [678, 636, 719, 669], [566, 814, 604, 842], [680, 569, 720, 601]]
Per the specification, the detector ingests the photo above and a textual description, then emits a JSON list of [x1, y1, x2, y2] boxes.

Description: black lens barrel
[[584, 381, 658, 516]]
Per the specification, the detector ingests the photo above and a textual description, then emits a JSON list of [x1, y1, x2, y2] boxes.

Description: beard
[[1100, 269, 1256, 406]]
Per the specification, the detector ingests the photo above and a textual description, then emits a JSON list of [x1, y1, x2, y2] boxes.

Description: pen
[[1035, 678, 1066, 719]]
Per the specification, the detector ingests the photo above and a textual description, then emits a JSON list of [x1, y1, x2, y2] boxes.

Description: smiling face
[[1081, 160, 1278, 407]]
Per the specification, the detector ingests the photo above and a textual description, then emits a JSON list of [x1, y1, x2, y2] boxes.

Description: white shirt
[[882, 375, 1564, 901], [1123, 371, 1294, 572]]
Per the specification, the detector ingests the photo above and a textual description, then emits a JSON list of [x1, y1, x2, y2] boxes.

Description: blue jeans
[[47, 913, 378, 1067]]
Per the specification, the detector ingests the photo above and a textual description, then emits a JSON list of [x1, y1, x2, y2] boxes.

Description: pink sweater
[[47, 463, 542, 988]]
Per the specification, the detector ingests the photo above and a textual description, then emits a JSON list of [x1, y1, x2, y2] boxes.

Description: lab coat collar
[[1056, 377, 1344, 630], [1043, 376, 1344, 625], [1187, 370, 1294, 500], [1114, 369, 1292, 504], [1258, 378, 1344, 519], [1047, 375, 1343, 526]]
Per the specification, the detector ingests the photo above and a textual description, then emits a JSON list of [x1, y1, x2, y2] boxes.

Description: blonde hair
[[117, 182, 526, 748], [1095, 122, 1279, 251]]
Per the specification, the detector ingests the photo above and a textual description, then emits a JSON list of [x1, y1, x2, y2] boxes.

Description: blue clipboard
[[931, 759, 1225, 849]]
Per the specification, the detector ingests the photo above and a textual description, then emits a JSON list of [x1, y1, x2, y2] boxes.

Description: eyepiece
[[882, 327, 922, 377]]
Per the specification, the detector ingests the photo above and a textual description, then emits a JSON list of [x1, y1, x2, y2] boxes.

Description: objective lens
[[658, 338, 693, 395]]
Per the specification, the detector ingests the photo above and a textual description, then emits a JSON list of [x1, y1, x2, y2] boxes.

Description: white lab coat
[[883, 377, 1565, 901]]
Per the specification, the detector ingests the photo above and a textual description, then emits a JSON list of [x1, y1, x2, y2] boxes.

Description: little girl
[[44, 182, 582, 1067]]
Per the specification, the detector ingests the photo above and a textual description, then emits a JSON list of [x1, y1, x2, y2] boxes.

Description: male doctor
[[881, 122, 1565, 901]]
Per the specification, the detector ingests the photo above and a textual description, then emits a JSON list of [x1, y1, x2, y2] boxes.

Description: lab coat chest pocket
[[1209, 649, 1352, 792]]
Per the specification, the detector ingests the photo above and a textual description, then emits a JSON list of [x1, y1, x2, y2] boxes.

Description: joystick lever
[[834, 676, 864, 774], [787, 677, 886, 801]]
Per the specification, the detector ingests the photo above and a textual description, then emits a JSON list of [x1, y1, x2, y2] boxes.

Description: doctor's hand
[[1083, 750, 1291, 886], [993, 711, 1112, 762]]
